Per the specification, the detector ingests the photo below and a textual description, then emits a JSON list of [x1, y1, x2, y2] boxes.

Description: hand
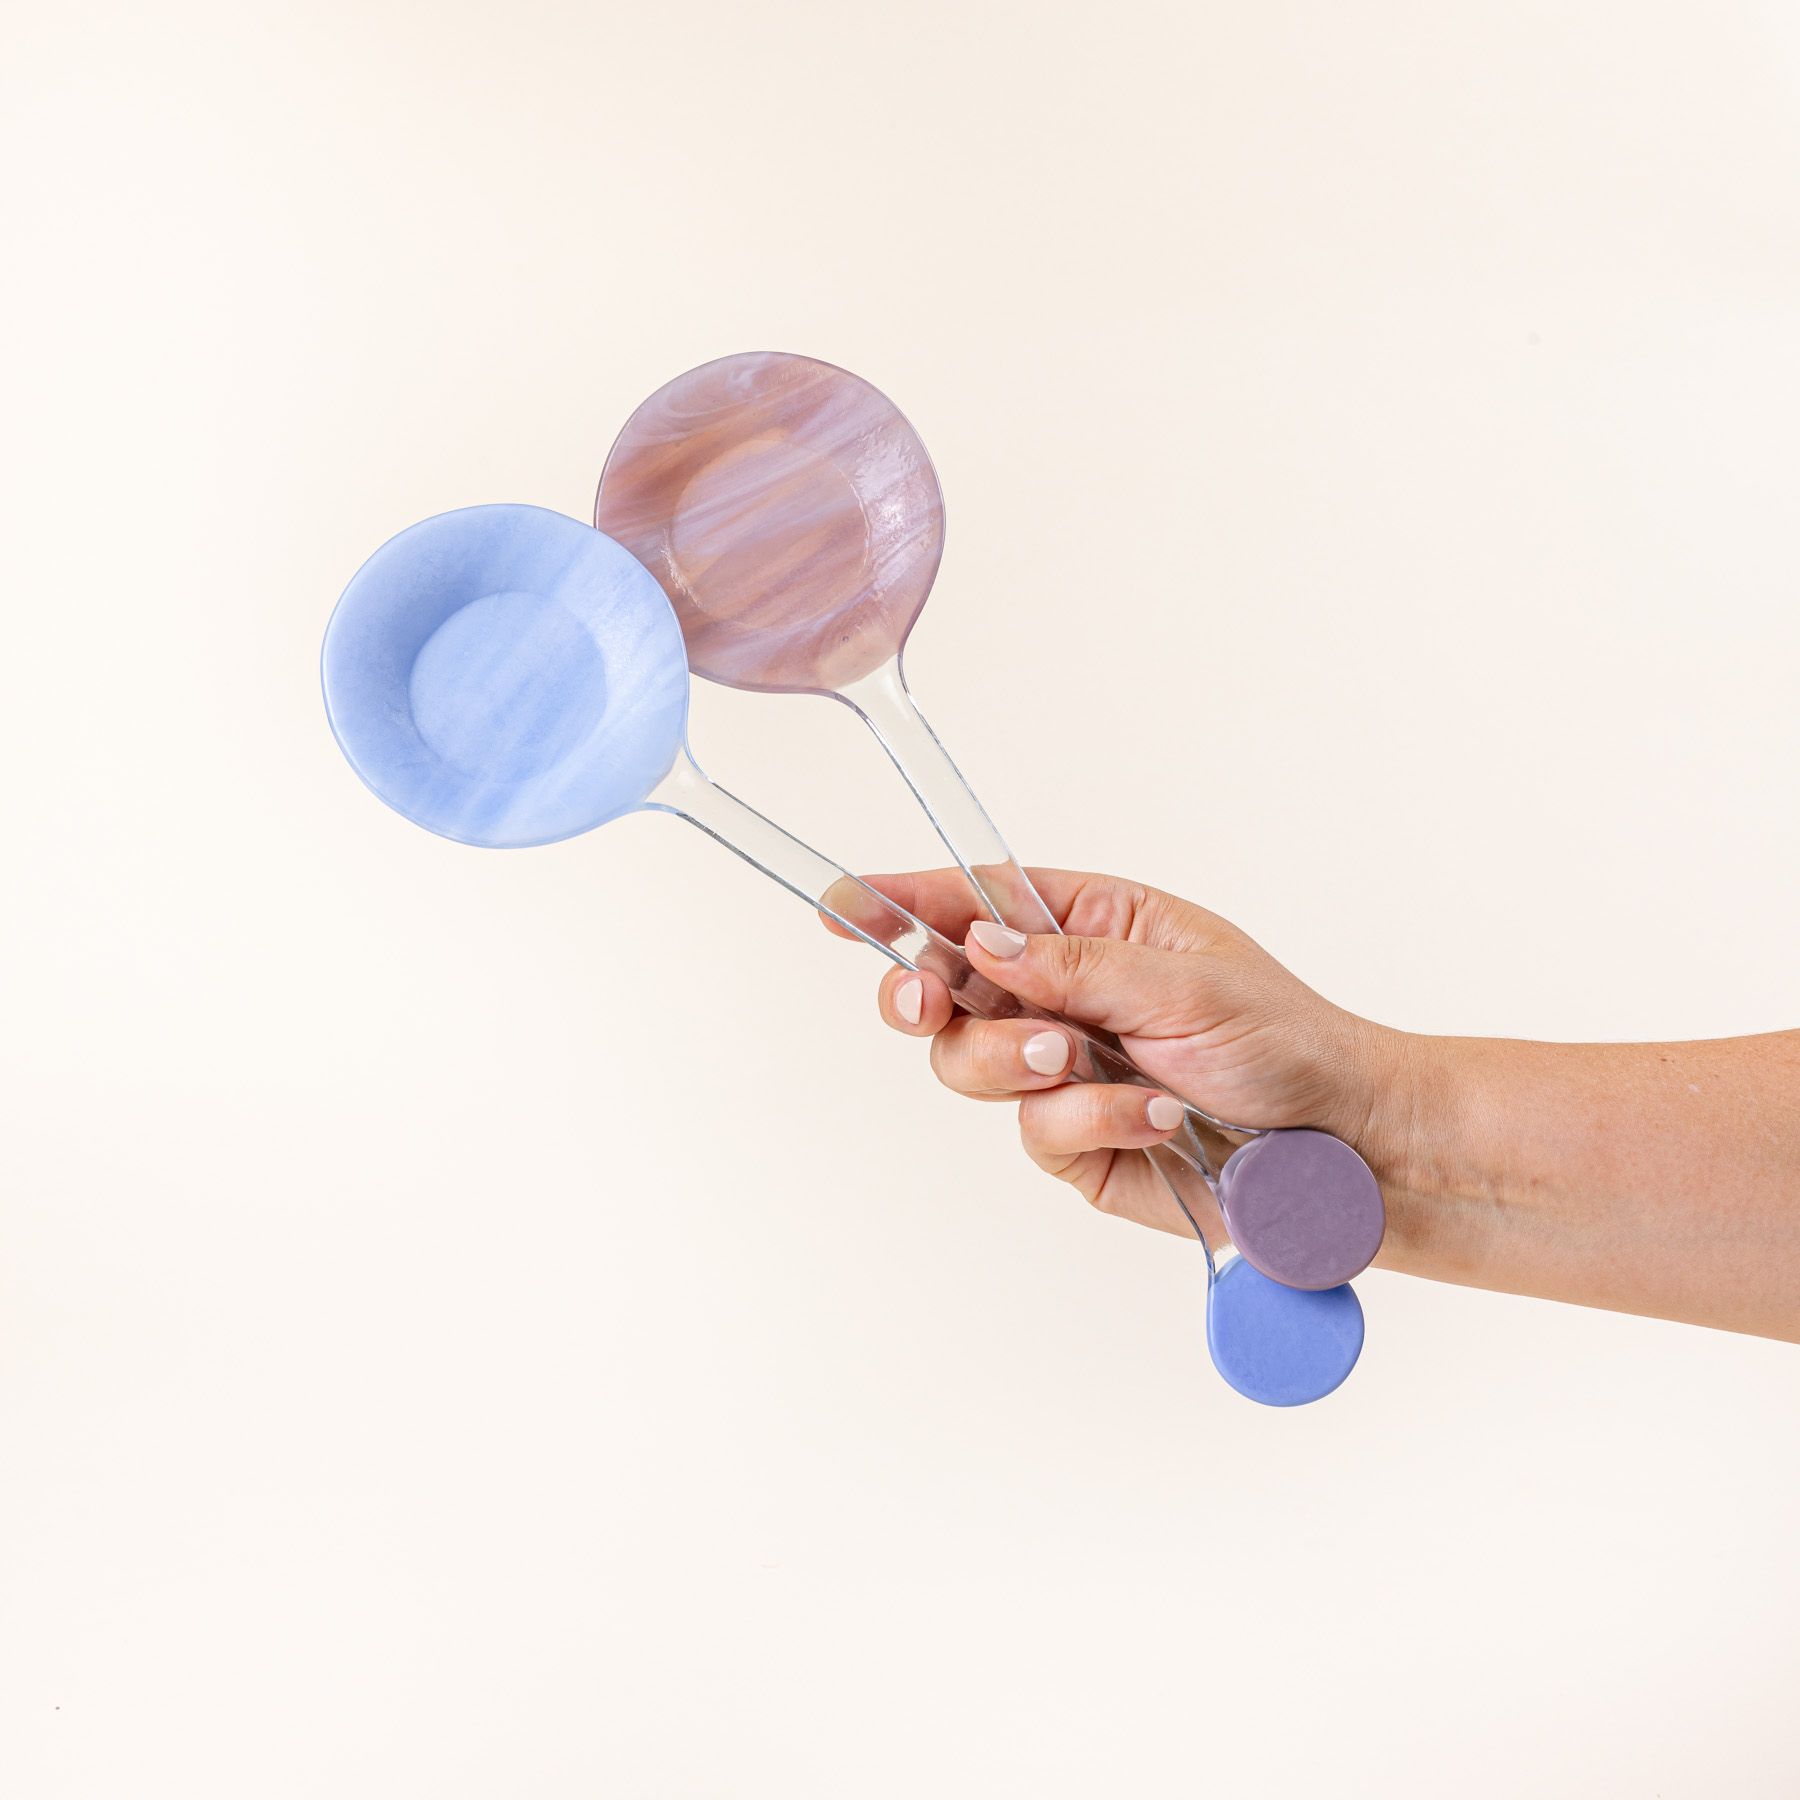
[[836, 868, 1404, 1240], [828, 868, 1800, 1337]]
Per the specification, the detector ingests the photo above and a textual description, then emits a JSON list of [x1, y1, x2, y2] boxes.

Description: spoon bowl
[[321, 504, 688, 847], [326, 499, 1372, 1406], [596, 351, 943, 695], [599, 354, 1387, 1314]]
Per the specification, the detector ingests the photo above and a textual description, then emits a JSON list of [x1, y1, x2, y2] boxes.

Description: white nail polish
[[895, 977, 923, 1025], [1147, 1094, 1185, 1132], [1023, 1031, 1070, 1076], [969, 920, 1027, 958]]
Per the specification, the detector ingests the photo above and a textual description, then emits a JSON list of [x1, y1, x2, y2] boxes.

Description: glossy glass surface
[[599, 352, 1387, 1312], [322, 505, 689, 848], [1216, 1129, 1386, 1292], [596, 351, 944, 695], [1205, 1259, 1365, 1408]]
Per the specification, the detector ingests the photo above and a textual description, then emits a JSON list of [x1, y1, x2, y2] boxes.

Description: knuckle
[[1086, 1159, 1131, 1218], [929, 1020, 1007, 1093], [1017, 1102, 1075, 1175], [1016, 1106, 1047, 1159], [1068, 1082, 1126, 1144], [973, 1026, 1018, 1088], [1033, 932, 1090, 995], [926, 1023, 969, 1089], [1113, 882, 1155, 940], [1018, 1085, 1139, 1172]]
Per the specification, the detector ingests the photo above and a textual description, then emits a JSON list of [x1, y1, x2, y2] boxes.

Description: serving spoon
[[323, 502, 1359, 1404], [596, 353, 1384, 1307]]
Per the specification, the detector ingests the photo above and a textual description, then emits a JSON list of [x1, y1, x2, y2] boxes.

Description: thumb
[[964, 920, 1202, 1037]]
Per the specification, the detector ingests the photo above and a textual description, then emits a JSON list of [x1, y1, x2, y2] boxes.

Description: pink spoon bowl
[[598, 351, 1386, 1311], [597, 351, 944, 696]]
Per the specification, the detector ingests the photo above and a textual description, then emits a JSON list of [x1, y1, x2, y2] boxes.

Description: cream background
[[5, 2, 1800, 1794]]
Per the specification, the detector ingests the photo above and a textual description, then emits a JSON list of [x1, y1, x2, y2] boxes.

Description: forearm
[[1360, 1029, 1800, 1340]]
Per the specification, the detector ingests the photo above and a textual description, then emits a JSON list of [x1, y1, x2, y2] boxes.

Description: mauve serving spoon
[[597, 352, 1384, 1316]]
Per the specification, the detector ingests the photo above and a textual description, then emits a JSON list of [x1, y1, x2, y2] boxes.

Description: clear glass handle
[[840, 659, 1265, 1257], [644, 749, 1241, 1196], [833, 660, 1380, 1278], [838, 658, 1063, 935]]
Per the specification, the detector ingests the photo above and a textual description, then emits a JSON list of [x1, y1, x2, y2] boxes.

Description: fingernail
[[894, 977, 923, 1026], [968, 921, 1026, 959], [1147, 1094, 1186, 1132], [1022, 1031, 1070, 1076]]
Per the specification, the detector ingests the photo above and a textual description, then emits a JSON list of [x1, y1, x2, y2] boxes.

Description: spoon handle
[[837, 659, 1064, 936], [832, 660, 1385, 1289], [653, 751, 1382, 1290], [644, 753, 1243, 1193]]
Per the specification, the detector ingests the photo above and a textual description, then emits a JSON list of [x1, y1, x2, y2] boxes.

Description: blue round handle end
[[1206, 1256, 1365, 1407]]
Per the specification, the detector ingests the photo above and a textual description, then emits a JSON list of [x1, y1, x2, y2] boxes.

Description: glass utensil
[[323, 504, 1361, 1404], [595, 353, 1384, 1301], [320, 503, 1244, 1161]]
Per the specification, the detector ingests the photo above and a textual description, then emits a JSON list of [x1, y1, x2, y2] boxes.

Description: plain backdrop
[[5, 2, 1800, 1794]]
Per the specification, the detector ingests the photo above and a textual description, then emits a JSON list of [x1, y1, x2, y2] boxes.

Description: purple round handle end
[[1216, 1129, 1385, 1291]]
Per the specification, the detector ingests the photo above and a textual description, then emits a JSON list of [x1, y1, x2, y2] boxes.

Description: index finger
[[816, 868, 987, 947], [819, 866, 1155, 946]]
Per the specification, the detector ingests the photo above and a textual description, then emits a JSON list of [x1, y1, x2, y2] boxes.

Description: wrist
[[1332, 1022, 1468, 1247], [1346, 1027, 1520, 1279]]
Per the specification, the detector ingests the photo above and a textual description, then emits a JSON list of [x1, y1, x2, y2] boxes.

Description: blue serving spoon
[[323, 503, 1363, 1404]]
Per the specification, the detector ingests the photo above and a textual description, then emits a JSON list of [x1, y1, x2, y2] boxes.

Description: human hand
[[834, 868, 1405, 1240], [827, 868, 1800, 1337]]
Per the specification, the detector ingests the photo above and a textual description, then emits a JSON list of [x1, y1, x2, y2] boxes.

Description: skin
[[831, 867, 1800, 1343]]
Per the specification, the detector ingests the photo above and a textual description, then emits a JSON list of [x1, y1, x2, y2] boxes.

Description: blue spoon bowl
[[322, 504, 688, 848]]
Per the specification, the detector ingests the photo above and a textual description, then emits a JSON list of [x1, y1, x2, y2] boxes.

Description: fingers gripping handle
[[909, 929, 1241, 1172], [666, 770, 1233, 1178], [817, 869, 1235, 1168], [826, 875, 1385, 1291], [665, 771, 1385, 1293]]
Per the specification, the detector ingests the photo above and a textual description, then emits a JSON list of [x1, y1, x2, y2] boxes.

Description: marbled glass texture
[[596, 352, 945, 695], [322, 505, 690, 848]]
